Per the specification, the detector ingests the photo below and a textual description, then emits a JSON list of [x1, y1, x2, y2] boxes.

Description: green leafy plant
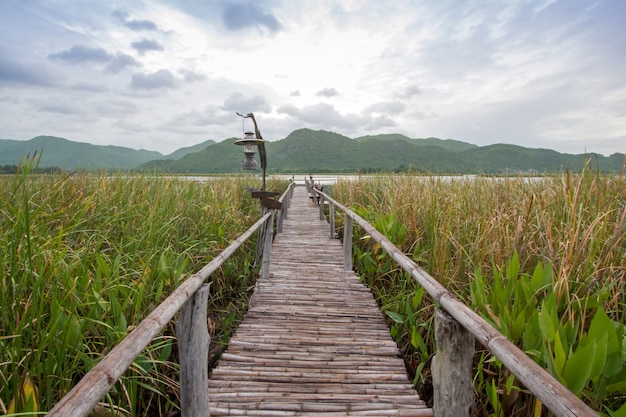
[[333, 170, 625, 416], [1, 164, 288, 415], [472, 253, 626, 415]]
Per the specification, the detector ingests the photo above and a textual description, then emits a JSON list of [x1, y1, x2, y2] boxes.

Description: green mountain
[[2, 131, 623, 174], [142, 128, 624, 174], [140, 138, 244, 173], [355, 134, 478, 153], [161, 139, 216, 160], [461, 144, 623, 173], [0, 136, 163, 170]]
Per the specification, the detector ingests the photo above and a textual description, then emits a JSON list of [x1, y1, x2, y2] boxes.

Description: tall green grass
[[1, 159, 285, 415], [332, 169, 625, 416]]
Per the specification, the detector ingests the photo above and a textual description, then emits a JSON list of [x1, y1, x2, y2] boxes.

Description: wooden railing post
[[276, 207, 284, 235], [260, 211, 275, 280], [276, 182, 293, 235], [176, 284, 211, 417], [276, 199, 285, 235], [329, 201, 335, 239], [343, 214, 353, 271], [432, 308, 474, 417], [319, 194, 325, 220]]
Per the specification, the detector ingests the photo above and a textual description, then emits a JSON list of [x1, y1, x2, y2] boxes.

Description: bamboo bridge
[[207, 185, 431, 416], [47, 181, 598, 417]]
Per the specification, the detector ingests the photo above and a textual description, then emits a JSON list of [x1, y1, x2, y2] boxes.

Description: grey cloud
[[316, 87, 339, 98], [364, 101, 406, 115], [131, 39, 164, 55], [94, 99, 140, 117], [278, 102, 362, 130], [396, 85, 421, 99], [222, 2, 282, 33], [277, 103, 299, 116], [290, 90, 301, 97], [180, 70, 207, 83], [365, 115, 396, 130], [48, 45, 140, 73], [48, 45, 112, 64], [112, 9, 129, 22], [126, 19, 158, 31], [32, 98, 84, 115], [0, 57, 56, 86], [113, 9, 159, 31], [166, 105, 233, 129], [106, 53, 142, 74], [277, 102, 399, 133], [131, 69, 177, 90], [222, 92, 271, 113], [70, 83, 108, 92]]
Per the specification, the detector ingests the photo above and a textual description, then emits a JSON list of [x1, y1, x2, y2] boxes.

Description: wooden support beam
[[343, 214, 353, 271], [260, 211, 275, 280], [177, 284, 211, 417], [329, 202, 335, 239], [432, 308, 474, 417]]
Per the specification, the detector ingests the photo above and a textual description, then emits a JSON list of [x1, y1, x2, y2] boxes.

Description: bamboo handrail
[[46, 183, 295, 417], [311, 186, 598, 417]]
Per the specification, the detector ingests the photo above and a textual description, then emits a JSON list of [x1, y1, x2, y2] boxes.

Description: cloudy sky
[[1, 0, 625, 156]]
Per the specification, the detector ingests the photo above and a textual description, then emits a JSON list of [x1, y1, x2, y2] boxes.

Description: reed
[[332, 168, 626, 415], [0, 159, 286, 415]]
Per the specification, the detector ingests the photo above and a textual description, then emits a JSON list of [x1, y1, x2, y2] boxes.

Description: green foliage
[[471, 253, 626, 414], [0, 161, 287, 415], [334, 171, 626, 416]]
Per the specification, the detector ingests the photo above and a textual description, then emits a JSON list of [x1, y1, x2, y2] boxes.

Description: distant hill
[[161, 139, 216, 160], [355, 134, 478, 153], [139, 138, 243, 173], [0, 136, 163, 170], [461, 144, 623, 173], [142, 128, 624, 174], [1, 131, 623, 173]]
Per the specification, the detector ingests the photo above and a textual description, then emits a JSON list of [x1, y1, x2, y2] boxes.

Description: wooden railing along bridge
[[47, 181, 598, 416]]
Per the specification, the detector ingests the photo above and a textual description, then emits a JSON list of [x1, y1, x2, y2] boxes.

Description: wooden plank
[[208, 186, 430, 416]]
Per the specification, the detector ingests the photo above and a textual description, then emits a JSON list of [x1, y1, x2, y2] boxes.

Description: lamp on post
[[235, 113, 282, 269], [235, 112, 281, 210], [235, 131, 263, 171]]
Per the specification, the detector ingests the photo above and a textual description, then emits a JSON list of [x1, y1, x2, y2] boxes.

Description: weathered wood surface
[[177, 284, 211, 417], [209, 186, 432, 416], [432, 308, 473, 417]]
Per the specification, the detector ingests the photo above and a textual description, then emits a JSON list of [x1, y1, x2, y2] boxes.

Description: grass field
[[2, 159, 624, 416], [0, 160, 287, 415], [332, 169, 625, 416]]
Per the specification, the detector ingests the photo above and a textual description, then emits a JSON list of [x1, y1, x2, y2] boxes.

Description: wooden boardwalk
[[208, 186, 432, 416]]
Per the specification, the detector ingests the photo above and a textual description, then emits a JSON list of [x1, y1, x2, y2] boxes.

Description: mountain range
[[1, 130, 623, 174]]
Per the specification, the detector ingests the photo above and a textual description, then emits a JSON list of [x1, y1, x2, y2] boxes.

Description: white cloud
[[0, 0, 624, 155]]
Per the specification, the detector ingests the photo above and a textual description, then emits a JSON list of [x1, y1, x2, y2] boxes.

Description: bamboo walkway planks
[[208, 186, 432, 416]]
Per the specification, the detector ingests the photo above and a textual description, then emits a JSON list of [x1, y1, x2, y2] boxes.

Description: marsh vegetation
[[332, 170, 626, 416]]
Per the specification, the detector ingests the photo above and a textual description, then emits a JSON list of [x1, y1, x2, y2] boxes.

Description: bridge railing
[[46, 182, 295, 417], [310, 183, 597, 417]]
